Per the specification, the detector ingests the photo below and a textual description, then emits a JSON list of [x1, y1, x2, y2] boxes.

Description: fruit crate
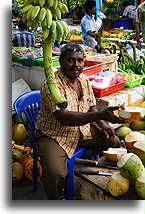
[[124, 75, 145, 88], [92, 81, 125, 97], [12, 55, 23, 63], [20, 56, 43, 66], [83, 60, 103, 75], [36, 58, 60, 68]]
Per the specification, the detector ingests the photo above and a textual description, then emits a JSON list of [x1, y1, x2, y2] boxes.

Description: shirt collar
[[85, 13, 95, 20]]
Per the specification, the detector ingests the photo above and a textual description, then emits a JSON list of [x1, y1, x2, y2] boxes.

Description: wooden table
[[75, 157, 140, 200]]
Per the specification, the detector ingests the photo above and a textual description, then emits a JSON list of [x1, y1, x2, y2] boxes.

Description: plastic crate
[[83, 60, 103, 76], [20, 56, 43, 66], [92, 81, 125, 97], [124, 75, 145, 88], [36, 58, 60, 68]]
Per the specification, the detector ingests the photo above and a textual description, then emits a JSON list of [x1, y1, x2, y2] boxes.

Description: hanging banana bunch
[[20, 0, 70, 109]]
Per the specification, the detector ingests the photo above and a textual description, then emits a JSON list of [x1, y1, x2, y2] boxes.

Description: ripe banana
[[31, 6, 40, 20], [54, 7, 61, 19], [38, 7, 46, 24], [50, 21, 57, 41], [46, 8, 52, 28], [38, 0, 45, 7], [21, 4, 33, 14], [42, 28, 50, 40], [47, 0, 54, 7], [26, 6, 34, 21], [53, 0, 58, 9]]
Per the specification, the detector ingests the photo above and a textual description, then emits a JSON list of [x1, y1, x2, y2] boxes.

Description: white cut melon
[[108, 171, 129, 197], [117, 153, 143, 179]]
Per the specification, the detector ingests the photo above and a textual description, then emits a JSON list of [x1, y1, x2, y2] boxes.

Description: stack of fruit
[[66, 29, 84, 42]]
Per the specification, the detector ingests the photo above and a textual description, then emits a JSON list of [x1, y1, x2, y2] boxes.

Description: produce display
[[12, 47, 43, 58]]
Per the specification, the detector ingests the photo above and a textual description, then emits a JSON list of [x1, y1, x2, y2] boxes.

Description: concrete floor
[[12, 170, 80, 200]]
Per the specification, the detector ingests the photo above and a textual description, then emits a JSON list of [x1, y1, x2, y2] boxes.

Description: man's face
[[60, 51, 84, 80], [89, 6, 96, 15]]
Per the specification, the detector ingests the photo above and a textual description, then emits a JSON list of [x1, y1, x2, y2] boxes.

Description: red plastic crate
[[83, 60, 103, 76], [92, 81, 125, 97]]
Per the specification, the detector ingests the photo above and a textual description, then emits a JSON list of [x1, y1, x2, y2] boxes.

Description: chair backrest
[[13, 90, 40, 135]]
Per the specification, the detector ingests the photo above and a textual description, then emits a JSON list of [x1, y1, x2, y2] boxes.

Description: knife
[[75, 158, 118, 170], [79, 169, 112, 176]]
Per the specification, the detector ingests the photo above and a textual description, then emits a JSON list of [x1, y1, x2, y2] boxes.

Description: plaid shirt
[[36, 70, 96, 158], [12, 31, 36, 47]]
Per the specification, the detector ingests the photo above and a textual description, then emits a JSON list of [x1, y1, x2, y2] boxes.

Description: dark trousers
[[34, 124, 120, 199]]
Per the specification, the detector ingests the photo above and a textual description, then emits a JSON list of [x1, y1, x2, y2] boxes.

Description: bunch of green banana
[[20, 0, 69, 109]]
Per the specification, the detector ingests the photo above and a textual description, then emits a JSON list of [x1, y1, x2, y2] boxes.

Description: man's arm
[[53, 106, 125, 126]]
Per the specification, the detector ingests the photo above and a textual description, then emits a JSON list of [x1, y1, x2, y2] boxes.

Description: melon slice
[[124, 131, 144, 149]]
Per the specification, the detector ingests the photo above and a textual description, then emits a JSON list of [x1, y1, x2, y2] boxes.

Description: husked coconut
[[124, 131, 144, 149], [118, 107, 144, 122], [116, 126, 132, 138], [130, 120, 144, 131], [108, 171, 129, 197], [132, 140, 145, 165], [103, 148, 127, 162], [135, 170, 145, 199], [117, 153, 144, 179]]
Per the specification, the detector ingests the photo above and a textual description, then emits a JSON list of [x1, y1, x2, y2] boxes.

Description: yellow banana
[[46, 8, 52, 28], [50, 21, 57, 41], [21, 4, 33, 14], [38, 7, 46, 24], [26, 6, 34, 21], [57, 1, 62, 9], [53, 0, 58, 9], [61, 3, 68, 13], [31, 6, 40, 20], [42, 28, 50, 40], [38, 0, 45, 7], [47, 0, 54, 7], [54, 7, 61, 19]]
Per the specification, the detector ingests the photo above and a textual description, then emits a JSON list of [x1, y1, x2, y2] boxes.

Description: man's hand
[[98, 106, 126, 124], [100, 122, 115, 139]]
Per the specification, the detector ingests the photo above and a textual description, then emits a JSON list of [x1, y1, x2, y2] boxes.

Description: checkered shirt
[[35, 69, 96, 158]]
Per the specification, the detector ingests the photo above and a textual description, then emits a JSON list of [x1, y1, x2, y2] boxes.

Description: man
[[12, 20, 36, 47], [135, 2, 145, 49], [80, 0, 106, 51], [34, 43, 125, 200]]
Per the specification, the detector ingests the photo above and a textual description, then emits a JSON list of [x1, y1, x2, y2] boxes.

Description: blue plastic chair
[[13, 90, 88, 199]]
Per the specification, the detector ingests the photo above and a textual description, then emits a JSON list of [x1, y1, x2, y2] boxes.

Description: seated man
[[34, 43, 125, 200], [12, 20, 36, 47]]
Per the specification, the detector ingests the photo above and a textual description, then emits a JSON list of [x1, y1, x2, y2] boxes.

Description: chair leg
[[64, 158, 75, 200], [33, 152, 38, 192]]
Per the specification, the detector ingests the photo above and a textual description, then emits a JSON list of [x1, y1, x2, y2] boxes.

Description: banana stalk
[[42, 36, 67, 110]]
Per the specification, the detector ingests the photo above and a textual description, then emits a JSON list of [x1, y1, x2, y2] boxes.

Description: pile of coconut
[[108, 153, 145, 199]]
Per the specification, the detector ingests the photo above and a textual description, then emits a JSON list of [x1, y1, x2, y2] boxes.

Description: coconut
[[103, 148, 127, 162], [122, 122, 131, 127], [117, 153, 144, 179], [116, 126, 132, 138], [135, 170, 145, 199], [132, 140, 145, 165], [12, 124, 27, 144], [12, 161, 24, 184], [130, 120, 144, 131], [118, 107, 144, 122], [124, 131, 144, 149], [108, 171, 130, 197], [12, 149, 23, 162], [13, 112, 28, 125]]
